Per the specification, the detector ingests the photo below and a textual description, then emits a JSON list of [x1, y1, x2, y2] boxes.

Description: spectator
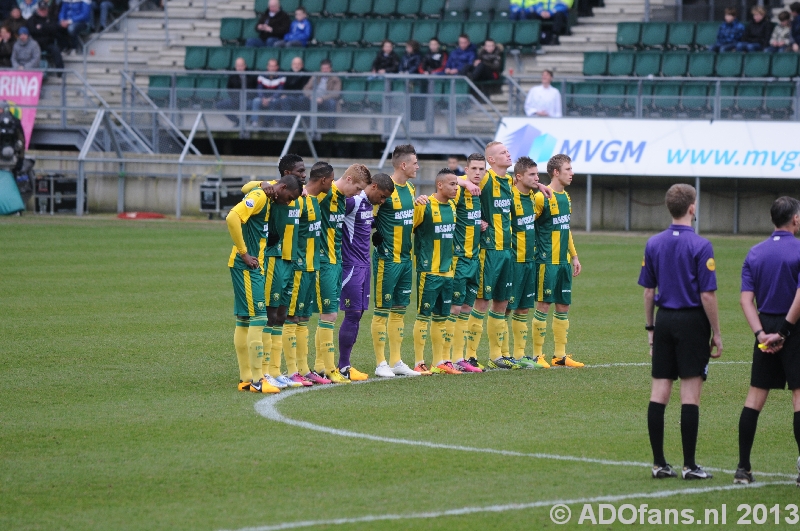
[[27, 1, 63, 69], [59, 0, 91, 53], [246, 0, 291, 47], [0, 0, 15, 20], [530, 0, 572, 45], [524, 69, 562, 117], [447, 155, 465, 176], [216, 57, 256, 127], [709, 7, 744, 52], [18, 0, 36, 19], [399, 39, 420, 73], [736, 6, 772, 52], [443, 34, 476, 75], [792, 2, 800, 52], [371, 39, 399, 74], [303, 59, 340, 128], [276, 55, 309, 126], [765, 11, 794, 53], [274, 6, 310, 47], [249, 57, 284, 127], [0, 26, 14, 66], [509, 0, 533, 21], [465, 38, 503, 82], [11, 26, 39, 68], [92, 0, 115, 31], [418, 37, 446, 74], [4, 7, 24, 34]]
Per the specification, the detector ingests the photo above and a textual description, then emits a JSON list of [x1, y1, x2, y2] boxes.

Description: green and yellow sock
[[282, 323, 298, 375], [533, 309, 547, 358], [371, 310, 389, 365], [465, 309, 486, 358], [413, 316, 431, 366], [444, 315, 456, 362], [318, 319, 336, 374], [511, 313, 528, 359], [487, 311, 505, 361], [313, 323, 324, 373], [296, 321, 311, 375], [261, 324, 273, 376], [247, 317, 267, 382], [388, 309, 406, 366], [234, 318, 251, 382], [553, 312, 569, 358], [431, 316, 448, 367], [500, 314, 510, 358], [452, 312, 469, 362], [268, 327, 283, 377]]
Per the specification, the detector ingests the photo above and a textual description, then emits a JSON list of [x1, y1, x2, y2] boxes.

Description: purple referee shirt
[[638, 224, 717, 310], [341, 191, 373, 267], [741, 230, 800, 315]]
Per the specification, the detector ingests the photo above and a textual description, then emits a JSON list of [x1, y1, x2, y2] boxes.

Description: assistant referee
[[735, 196, 800, 486], [638, 184, 723, 481]]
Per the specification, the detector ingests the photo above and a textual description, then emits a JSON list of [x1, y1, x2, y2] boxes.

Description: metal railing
[[644, 0, 770, 23]]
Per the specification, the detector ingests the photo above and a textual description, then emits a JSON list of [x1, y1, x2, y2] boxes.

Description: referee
[[735, 196, 800, 486], [638, 184, 723, 480]]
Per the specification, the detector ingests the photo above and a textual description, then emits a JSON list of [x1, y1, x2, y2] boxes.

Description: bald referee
[[638, 184, 723, 480], [735, 196, 800, 486]]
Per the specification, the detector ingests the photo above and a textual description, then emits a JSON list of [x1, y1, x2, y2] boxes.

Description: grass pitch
[[1, 216, 798, 531]]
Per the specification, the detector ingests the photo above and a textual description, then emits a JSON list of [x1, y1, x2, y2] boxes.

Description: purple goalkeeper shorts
[[339, 265, 370, 312]]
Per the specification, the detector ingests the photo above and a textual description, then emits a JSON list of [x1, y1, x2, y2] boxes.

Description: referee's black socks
[[648, 401, 667, 467], [794, 411, 800, 456], [681, 404, 700, 469], [737, 407, 760, 471]]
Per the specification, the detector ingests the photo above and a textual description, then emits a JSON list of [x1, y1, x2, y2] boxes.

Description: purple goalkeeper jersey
[[342, 191, 373, 267]]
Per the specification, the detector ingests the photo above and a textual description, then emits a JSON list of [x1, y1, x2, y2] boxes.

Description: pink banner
[[0, 71, 42, 149]]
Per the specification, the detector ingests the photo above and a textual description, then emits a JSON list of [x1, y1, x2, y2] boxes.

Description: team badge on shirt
[[706, 258, 716, 271], [246, 199, 254, 208]]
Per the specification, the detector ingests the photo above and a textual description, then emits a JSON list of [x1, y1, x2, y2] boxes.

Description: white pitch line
[[224, 481, 794, 531]]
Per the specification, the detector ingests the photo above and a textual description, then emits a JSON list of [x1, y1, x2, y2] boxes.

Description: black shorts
[[750, 313, 800, 390], [652, 307, 711, 381]]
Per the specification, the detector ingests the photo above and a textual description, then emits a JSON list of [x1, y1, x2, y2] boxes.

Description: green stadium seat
[[582, 51, 608, 76], [513, 20, 540, 47], [219, 18, 243, 45], [681, 83, 708, 112], [419, 0, 445, 17], [176, 76, 196, 101], [338, 19, 364, 45], [616, 22, 641, 49], [770, 53, 799, 78], [206, 47, 232, 71], [743, 53, 770, 77], [396, 0, 421, 16], [196, 76, 223, 105], [736, 83, 763, 113], [715, 52, 743, 77], [304, 48, 329, 71], [694, 22, 718, 49], [661, 51, 688, 76], [324, 0, 348, 16], [303, 0, 325, 16], [254, 0, 268, 13], [718, 82, 736, 114], [464, 21, 488, 44], [362, 20, 388, 45], [598, 81, 627, 111], [282, 0, 301, 11], [412, 20, 439, 43], [687, 51, 714, 77], [625, 81, 649, 109], [640, 22, 668, 49], [313, 19, 339, 44], [438, 21, 463, 46], [184, 46, 208, 70], [649, 82, 680, 112], [387, 19, 413, 43], [570, 82, 598, 111], [280, 48, 305, 71], [765, 82, 794, 117], [255, 47, 280, 70], [230, 47, 255, 70], [468, 9, 492, 20], [241, 18, 259, 42], [667, 22, 694, 49], [634, 50, 661, 76], [443, 9, 467, 21], [372, 0, 396, 17], [366, 78, 386, 106], [488, 20, 514, 45], [447, 0, 469, 11], [341, 78, 366, 107], [495, 0, 511, 18], [607, 51, 635, 76], [348, 0, 372, 16], [147, 75, 171, 102], [352, 48, 376, 72], [328, 48, 353, 71], [471, 0, 494, 11]]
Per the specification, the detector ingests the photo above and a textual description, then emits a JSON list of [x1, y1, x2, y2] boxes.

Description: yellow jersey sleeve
[[225, 210, 247, 255], [413, 203, 426, 229], [241, 180, 262, 194], [454, 186, 463, 203], [568, 231, 577, 258], [479, 171, 490, 190], [533, 191, 545, 217], [231, 189, 267, 223]]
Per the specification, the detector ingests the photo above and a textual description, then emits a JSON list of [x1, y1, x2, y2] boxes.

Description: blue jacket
[[715, 19, 745, 46], [792, 15, 800, 48], [445, 44, 476, 72], [59, 0, 92, 24], [530, 0, 572, 15], [283, 19, 311, 45]]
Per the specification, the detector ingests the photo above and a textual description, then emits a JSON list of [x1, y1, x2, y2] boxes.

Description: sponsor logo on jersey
[[435, 223, 456, 234], [467, 210, 481, 220], [246, 199, 255, 208], [493, 199, 511, 209]]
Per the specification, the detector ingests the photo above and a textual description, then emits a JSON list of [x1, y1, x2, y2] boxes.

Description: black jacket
[[256, 10, 291, 41], [742, 18, 773, 47], [27, 11, 62, 48], [418, 51, 447, 74], [0, 37, 13, 67], [283, 69, 310, 92], [399, 52, 421, 73], [371, 52, 399, 73]]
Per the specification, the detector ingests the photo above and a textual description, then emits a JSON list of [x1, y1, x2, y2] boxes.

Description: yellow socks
[[452, 313, 469, 362], [553, 312, 569, 358], [413, 316, 430, 366], [234, 319, 251, 382], [261, 325, 273, 376], [466, 309, 485, 358], [487, 311, 505, 360], [247, 317, 266, 382], [318, 319, 336, 374], [511, 313, 528, 359], [314, 324, 324, 373], [444, 315, 456, 363], [533, 309, 547, 358], [431, 317, 447, 366], [268, 327, 283, 377], [388, 309, 406, 366], [282, 322, 298, 375], [296, 321, 311, 375], [371, 310, 388, 365], [500, 314, 510, 358]]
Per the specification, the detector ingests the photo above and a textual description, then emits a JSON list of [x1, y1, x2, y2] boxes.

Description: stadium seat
[[419, 0, 445, 17], [494, 0, 511, 19], [219, 18, 243, 45], [598, 81, 627, 113], [341, 78, 366, 108], [328, 48, 353, 71], [661, 51, 688, 76], [687, 51, 714, 77], [241, 18, 259, 43], [362, 20, 388, 45], [616, 22, 641, 49], [280, 48, 305, 71], [667, 22, 694, 49], [196, 76, 223, 106], [447, 0, 470, 11], [147, 75, 171, 102], [396, 0, 421, 16], [468, 8, 492, 21], [282, 0, 301, 11], [372, 0, 396, 17], [412, 20, 439, 43], [175, 76, 196, 102], [348, 0, 372, 16], [338, 19, 364, 45], [770, 53, 799, 78], [324, 0, 348, 16], [464, 21, 488, 44], [206, 47, 232, 70], [303, 0, 324, 16], [255, 47, 280, 70], [626, 81, 649, 109], [387, 19, 413, 43], [352, 48, 376, 72], [488, 20, 514, 45], [681, 83, 708, 113], [765, 82, 795, 117], [634, 50, 661, 77], [607, 51, 635, 76], [230, 47, 255, 69], [313, 19, 339, 44], [254, 0, 268, 13], [736, 84, 763, 114], [640, 22, 668, 49], [438, 21, 463, 46], [513, 20, 541, 47], [693, 22, 718, 49], [366, 78, 387, 106], [718, 82, 737, 115], [648, 82, 680, 112], [570, 82, 599, 112], [742, 53, 770, 78], [443, 9, 467, 21], [471, 0, 494, 12], [582, 51, 608, 76], [184, 46, 208, 70], [304, 48, 329, 71], [715, 52, 743, 77]]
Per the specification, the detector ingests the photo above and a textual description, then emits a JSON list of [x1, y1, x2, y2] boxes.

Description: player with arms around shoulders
[[639, 183, 722, 481]]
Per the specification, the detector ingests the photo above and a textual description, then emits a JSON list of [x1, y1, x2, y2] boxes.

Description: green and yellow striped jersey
[[511, 186, 537, 263], [228, 187, 271, 270], [316, 182, 346, 264], [293, 195, 321, 272], [374, 180, 415, 263], [478, 169, 513, 251], [453, 185, 481, 259], [412, 197, 456, 276], [534, 187, 577, 265], [265, 198, 300, 261]]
